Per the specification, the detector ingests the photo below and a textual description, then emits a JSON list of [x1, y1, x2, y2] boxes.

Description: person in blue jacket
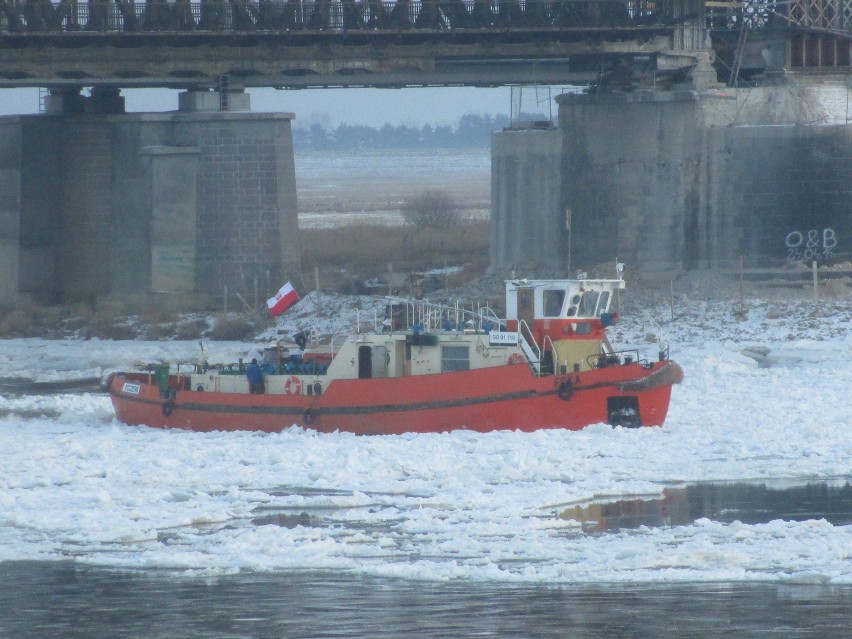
[[246, 358, 265, 394]]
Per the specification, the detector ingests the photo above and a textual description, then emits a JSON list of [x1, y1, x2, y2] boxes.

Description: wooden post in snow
[[812, 260, 819, 311], [314, 267, 322, 316], [738, 255, 745, 317]]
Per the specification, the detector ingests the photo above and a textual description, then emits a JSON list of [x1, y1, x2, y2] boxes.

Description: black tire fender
[[303, 408, 316, 425], [556, 379, 574, 401], [162, 400, 175, 416]]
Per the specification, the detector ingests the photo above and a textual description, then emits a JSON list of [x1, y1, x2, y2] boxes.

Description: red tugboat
[[109, 275, 683, 434]]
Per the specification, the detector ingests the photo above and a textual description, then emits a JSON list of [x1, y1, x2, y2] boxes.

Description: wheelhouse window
[[577, 291, 598, 317], [597, 291, 610, 314], [567, 293, 581, 316], [574, 322, 592, 335], [543, 290, 566, 317], [441, 345, 470, 372]]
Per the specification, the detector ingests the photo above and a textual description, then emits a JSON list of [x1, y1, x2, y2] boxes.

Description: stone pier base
[[0, 107, 299, 309]]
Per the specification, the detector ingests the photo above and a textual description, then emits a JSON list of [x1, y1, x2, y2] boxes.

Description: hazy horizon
[[0, 85, 568, 127]]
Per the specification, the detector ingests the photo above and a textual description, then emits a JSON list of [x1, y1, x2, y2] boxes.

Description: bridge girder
[[0, 0, 709, 88], [2, 0, 849, 90], [0, 31, 693, 89]]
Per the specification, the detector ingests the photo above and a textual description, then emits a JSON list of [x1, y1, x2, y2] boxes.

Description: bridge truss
[[705, 0, 851, 79], [0, 0, 849, 88]]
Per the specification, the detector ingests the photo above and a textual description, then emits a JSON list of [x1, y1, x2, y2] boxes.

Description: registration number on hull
[[122, 382, 141, 395], [489, 331, 519, 345]]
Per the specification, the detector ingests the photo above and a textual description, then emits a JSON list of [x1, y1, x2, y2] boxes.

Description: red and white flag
[[266, 281, 299, 316]]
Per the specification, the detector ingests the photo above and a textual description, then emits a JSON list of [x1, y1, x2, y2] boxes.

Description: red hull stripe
[[110, 377, 640, 418], [111, 392, 305, 416], [112, 388, 542, 416]]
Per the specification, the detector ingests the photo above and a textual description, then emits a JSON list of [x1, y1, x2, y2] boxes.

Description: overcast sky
[[0, 85, 565, 127]]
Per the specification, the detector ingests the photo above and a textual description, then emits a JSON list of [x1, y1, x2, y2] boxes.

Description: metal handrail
[[540, 334, 555, 376], [387, 296, 504, 334], [516, 318, 542, 375], [0, 0, 684, 35]]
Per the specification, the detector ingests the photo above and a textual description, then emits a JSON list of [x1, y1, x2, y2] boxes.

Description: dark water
[[558, 480, 852, 533], [1, 562, 851, 639], [3, 480, 850, 638]]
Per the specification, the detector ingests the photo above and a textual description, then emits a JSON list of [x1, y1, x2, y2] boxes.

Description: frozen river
[[0, 288, 850, 635]]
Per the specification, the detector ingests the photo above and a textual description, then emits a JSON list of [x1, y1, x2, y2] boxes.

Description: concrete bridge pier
[[492, 79, 852, 281], [0, 89, 300, 310], [490, 124, 563, 271]]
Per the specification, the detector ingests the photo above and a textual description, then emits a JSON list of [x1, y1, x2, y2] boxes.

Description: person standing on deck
[[246, 358, 265, 394]]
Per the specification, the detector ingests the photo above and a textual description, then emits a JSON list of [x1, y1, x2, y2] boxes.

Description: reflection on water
[[250, 481, 852, 543], [1, 562, 851, 639], [253, 481, 852, 537], [558, 480, 852, 533]]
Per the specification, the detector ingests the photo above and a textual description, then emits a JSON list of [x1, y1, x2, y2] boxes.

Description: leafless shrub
[[209, 314, 255, 341], [0, 309, 38, 337], [0, 304, 68, 337], [101, 324, 139, 340], [300, 221, 490, 285], [402, 189, 460, 229], [176, 318, 210, 340]]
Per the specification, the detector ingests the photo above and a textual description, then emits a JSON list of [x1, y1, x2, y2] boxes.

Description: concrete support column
[[491, 126, 562, 271], [554, 84, 852, 278], [56, 118, 114, 301], [88, 86, 125, 114], [43, 87, 86, 115], [557, 91, 702, 281], [0, 119, 22, 304], [2, 108, 300, 308], [44, 87, 125, 115], [140, 146, 199, 294], [178, 89, 251, 112]]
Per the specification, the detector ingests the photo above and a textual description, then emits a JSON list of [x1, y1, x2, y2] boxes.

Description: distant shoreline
[[295, 147, 490, 217]]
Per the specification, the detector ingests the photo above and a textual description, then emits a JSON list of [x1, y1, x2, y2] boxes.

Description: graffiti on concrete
[[785, 228, 837, 263]]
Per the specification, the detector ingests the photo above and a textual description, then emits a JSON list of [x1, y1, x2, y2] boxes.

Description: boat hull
[[108, 361, 681, 435]]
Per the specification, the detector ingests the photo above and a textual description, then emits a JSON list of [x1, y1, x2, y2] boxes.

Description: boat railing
[[354, 309, 381, 334], [329, 332, 349, 358], [323, 298, 507, 358], [586, 349, 651, 370], [385, 297, 504, 335], [541, 334, 555, 375]]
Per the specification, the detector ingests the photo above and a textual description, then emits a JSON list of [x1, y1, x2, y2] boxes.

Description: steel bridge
[[0, 0, 850, 89]]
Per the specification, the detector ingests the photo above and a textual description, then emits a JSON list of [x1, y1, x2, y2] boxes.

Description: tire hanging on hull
[[556, 379, 574, 401]]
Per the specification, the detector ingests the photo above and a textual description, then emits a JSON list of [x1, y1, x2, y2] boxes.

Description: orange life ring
[[284, 376, 302, 395], [507, 353, 525, 365]]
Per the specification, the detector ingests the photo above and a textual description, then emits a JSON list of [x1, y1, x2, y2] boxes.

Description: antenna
[[509, 85, 555, 128]]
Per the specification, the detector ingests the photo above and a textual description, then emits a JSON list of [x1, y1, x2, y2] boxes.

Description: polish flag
[[266, 281, 300, 316]]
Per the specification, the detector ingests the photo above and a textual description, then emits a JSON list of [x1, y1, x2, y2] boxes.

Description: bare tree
[[402, 189, 460, 229]]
